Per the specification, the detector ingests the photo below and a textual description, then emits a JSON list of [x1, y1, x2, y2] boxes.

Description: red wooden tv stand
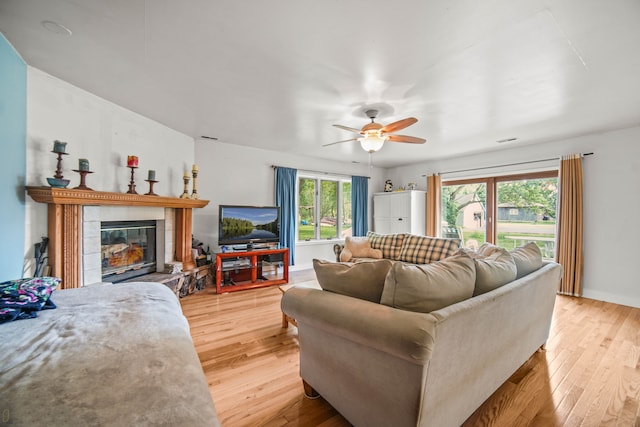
[[214, 248, 289, 294]]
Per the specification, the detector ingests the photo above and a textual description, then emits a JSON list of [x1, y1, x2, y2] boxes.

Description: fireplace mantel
[[26, 187, 208, 208], [26, 186, 209, 289]]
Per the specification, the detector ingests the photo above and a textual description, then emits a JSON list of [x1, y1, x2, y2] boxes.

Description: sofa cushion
[[367, 232, 406, 260], [510, 242, 544, 279], [460, 246, 517, 296], [379, 252, 476, 313], [397, 234, 460, 264], [313, 258, 394, 303], [339, 236, 383, 262]]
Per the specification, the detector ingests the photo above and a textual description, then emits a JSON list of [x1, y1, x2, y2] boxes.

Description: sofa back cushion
[[397, 234, 460, 264], [461, 245, 517, 296], [367, 232, 406, 260], [339, 236, 383, 262], [510, 242, 544, 279], [313, 258, 394, 303], [379, 252, 476, 313]]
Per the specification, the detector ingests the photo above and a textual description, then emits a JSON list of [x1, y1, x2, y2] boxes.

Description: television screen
[[218, 205, 280, 246]]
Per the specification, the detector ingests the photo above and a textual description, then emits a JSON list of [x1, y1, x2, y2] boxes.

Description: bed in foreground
[[0, 281, 220, 426]]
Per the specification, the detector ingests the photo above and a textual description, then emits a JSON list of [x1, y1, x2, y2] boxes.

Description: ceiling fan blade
[[380, 117, 418, 134], [333, 124, 363, 134], [387, 134, 426, 144], [322, 138, 358, 147]]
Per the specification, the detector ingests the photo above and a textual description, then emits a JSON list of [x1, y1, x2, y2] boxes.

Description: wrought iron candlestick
[[180, 173, 191, 198], [191, 165, 199, 199], [127, 166, 138, 194]]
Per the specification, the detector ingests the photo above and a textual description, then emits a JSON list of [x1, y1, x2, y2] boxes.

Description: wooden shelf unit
[[215, 248, 289, 293]]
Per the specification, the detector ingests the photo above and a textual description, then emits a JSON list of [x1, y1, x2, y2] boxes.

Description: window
[[297, 174, 352, 241], [442, 171, 558, 258]]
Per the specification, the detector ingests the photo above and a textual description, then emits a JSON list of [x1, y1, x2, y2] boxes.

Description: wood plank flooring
[[180, 270, 640, 426]]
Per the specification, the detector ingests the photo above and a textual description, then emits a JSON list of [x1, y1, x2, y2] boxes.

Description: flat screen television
[[218, 205, 280, 247]]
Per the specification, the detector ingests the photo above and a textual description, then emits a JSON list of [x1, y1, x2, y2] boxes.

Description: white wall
[[24, 68, 195, 274], [385, 126, 640, 308], [193, 140, 384, 270]]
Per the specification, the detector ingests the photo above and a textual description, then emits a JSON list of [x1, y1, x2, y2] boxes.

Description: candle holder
[[52, 150, 68, 179], [191, 168, 199, 199], [72, 169, 94, 190], [127, 166, 138, 194], [145, 179, 159, 196], [46, 150, 70, 188], [180, 175, 191, 198]]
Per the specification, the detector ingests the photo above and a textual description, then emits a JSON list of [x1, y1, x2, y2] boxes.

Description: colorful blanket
[[0, 277, 60, 323]]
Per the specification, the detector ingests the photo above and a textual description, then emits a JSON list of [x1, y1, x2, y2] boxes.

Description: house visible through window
[[298, 174, 352, 241], [441, 171, 558, 258]]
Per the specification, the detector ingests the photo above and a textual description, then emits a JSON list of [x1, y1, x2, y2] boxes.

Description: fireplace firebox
[[101, 220, 157, 282]]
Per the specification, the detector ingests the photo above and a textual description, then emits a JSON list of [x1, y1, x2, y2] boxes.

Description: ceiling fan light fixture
[[358, 133, 386, 153]]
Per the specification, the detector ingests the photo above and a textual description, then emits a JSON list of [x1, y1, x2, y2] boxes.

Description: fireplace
[[101, 220, 157, 282]]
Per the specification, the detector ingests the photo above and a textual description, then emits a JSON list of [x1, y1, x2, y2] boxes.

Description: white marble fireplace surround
[[82, 206, 173, 286]]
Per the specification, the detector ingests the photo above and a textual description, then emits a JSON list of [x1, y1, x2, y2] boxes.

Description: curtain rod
[[431, 152, 594, 176], [271, 165, 370, 179]]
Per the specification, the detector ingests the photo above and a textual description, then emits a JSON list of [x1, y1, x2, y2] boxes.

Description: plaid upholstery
[[367, 232, 406, 260], [398, 234, 461, 264]]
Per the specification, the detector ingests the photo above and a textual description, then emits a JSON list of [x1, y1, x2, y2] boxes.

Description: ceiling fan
[[325, 109, 426, 153]]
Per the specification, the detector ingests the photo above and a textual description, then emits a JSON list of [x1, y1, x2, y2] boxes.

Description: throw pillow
[[379, 251, 476, 313], [510, 242, 544, 279], [339, 236, 383, 262], [367, 231, 406, 260], [313, 258, 394, 303], [397, 234, 460, 264], [459, 247, 517, 296]]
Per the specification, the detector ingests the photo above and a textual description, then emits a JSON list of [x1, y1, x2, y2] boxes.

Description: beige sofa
[[281, 246, 563, 427]]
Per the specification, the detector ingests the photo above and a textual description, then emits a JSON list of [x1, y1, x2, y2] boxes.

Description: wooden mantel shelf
[[26, 186, 209, 208], [26, 186, 209, 289]]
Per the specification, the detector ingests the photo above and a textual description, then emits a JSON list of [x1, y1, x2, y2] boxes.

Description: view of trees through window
[[442, 172, 558, 258], [298, 176, 351, 241]]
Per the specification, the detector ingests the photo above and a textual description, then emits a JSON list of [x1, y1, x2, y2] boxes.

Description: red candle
[[127, 155, 138, 167]]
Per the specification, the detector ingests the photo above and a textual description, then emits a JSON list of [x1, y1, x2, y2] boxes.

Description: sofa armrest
[[281, 287, 437, 363]]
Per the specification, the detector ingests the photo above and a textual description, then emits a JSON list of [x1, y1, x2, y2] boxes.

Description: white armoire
[[373, 190, 426, 235]]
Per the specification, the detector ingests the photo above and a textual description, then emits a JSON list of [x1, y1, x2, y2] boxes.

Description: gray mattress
[[0, 281, 220, 426]]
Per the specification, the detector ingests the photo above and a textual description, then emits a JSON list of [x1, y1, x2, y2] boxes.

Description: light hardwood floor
[[180, 270, 640, 426]]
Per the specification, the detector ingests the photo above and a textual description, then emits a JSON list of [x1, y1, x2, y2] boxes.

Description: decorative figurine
[[384, 179, 393, 192]]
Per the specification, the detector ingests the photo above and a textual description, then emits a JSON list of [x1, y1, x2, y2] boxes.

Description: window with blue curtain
[[275, 167, 297, 265], [352, 176, 368, 236]]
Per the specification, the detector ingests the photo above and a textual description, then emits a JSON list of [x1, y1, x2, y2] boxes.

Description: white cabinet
[[373, 191, 426, 235]]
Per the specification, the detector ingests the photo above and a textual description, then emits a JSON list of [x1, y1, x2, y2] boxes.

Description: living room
[[2, 1, 640, 425]]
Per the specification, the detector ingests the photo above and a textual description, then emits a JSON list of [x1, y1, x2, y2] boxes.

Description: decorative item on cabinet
[[384, 179, 393, 192]]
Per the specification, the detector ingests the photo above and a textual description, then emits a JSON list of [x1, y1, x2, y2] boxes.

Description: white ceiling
[[1, 0, 639, 168]]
